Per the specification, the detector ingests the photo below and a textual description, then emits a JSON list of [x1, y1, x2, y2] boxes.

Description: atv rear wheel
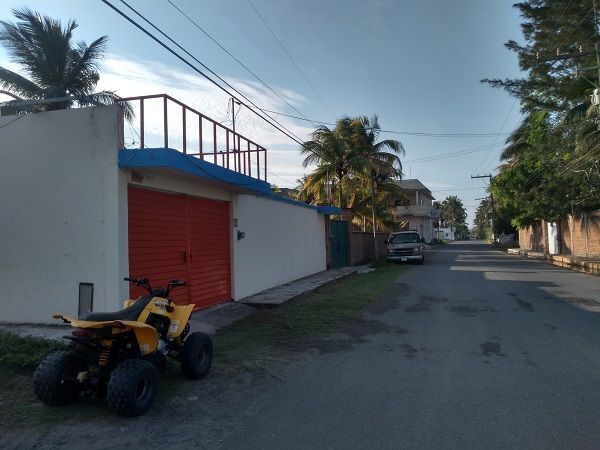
[[181, 332, 213, 380], [106, 359, 158, 417], [33, 350, 86, 406]]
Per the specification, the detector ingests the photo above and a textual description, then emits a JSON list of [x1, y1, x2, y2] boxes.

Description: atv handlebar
[[124, 277, 186, 298]]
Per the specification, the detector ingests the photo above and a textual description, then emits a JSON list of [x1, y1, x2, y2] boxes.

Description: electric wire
[[164, 0, 321, 128], [404, 142, 506, 164], [0, 114, 26, 131], [102, 0, 306, 148], [259, 107, 513, 137], [101, 0, 305, 186], [473, 98, 517, 175], [246, 0, 335, 119], [117, 0, 305, 144]]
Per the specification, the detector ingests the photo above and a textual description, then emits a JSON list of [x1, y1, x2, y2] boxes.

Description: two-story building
[[394, 179, 435, 242]]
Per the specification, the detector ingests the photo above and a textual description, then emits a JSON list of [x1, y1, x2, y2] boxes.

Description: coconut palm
[[0, 8, 131, 118], [341, 115, 404, 258], [300, 124, 361, 208]]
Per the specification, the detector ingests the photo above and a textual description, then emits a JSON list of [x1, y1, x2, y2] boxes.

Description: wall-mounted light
[[237, 230, 246, 240]]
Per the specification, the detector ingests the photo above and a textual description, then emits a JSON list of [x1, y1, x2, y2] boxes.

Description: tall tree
[[0, 8, 131, 117], [482, 0, 600, 226], [441, 196, 467, 227], [300, 124, 358, 208]]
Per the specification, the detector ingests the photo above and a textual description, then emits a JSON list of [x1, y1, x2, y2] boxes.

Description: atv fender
[[167, 304, 194, 338], [53, 315, 159, 355]]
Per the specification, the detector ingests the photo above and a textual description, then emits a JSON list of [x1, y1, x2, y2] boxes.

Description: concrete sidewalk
[[239, 266, 359, 306], [1, 266, 363, 341], [508, 248, 600, 275]]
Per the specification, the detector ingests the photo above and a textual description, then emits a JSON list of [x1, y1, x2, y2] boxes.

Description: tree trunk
[[337, 171, 343, 209], [371, 178, 379, 263]]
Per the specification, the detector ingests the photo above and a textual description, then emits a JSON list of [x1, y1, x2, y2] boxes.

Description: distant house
[[437, 226, 455, 241], [394, 179, 435, 242]]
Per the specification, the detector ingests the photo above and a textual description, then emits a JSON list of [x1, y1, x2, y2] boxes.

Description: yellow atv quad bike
[[33, 277, 213, 417]]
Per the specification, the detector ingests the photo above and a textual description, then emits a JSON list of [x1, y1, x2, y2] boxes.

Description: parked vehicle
[[385, 231, 425, 264], [33, 277, 212, 417]]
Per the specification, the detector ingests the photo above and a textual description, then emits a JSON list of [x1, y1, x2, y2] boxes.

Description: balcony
[[396, 205, 433, 217], [116, 94, 267, 181]]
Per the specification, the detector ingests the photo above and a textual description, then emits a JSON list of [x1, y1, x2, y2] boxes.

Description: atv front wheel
[[106, 359, 158, 417], [33, 350, 86, 406], [181, 332, 213, 380]]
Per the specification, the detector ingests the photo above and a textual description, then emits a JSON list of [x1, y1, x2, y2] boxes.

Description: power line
[[431, 186, 488, 192], [259, 107, 512, 138], [164, 0, 320, 128], [473, 98, 517, 174], [404, 142, 505, 164], [0, 114, 26, 131], [102, 0, 306, 148], [246, 0, 335, 119], [550, 0, 575, 36], [556, 6, 595, 51]]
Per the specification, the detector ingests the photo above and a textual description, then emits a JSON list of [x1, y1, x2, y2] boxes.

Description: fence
[[117, 94, 267, 181], [519, 211, 600, 258], [349, 232, 389, 265]]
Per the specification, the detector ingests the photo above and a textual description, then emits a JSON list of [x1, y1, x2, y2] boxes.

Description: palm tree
[[0, 8, 131, 118], [343, 115, 404, 260], [300, 124, 360, 208]]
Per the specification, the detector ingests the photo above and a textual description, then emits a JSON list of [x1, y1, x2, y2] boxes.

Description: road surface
[[4, 241, 600, 449], [222, 240, 600, 449]]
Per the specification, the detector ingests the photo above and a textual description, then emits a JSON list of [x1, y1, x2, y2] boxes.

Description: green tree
[[300, 124, 358, 208], [342, 115, 404, 238], [482, 0, 600, 227], [441, 196, 467, 227], [0, 8, 131, 118]]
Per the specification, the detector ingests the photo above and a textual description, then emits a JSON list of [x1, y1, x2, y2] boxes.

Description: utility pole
[[594, 0, 600, 87], [472, 174, 495, 240], [371, 170, 379, 263]]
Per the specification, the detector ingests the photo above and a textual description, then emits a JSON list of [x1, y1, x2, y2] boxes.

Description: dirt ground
[[0, 266, 406, 449], [0, 314, 399, 449]]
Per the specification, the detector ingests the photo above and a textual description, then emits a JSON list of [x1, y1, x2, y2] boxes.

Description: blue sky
[[0, 0, 524, 223]]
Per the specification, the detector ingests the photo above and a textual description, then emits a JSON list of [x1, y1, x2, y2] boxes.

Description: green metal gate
[[330, 220, 348, 269]]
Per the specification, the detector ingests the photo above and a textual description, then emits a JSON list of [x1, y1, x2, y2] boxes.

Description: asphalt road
[[221, 241, 600, 449]]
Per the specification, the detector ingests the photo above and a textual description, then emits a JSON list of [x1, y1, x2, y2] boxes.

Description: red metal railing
[[117, 94, 267, 181]]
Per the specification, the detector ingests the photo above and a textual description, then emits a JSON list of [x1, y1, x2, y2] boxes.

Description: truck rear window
[[389, 233, 420, 244]]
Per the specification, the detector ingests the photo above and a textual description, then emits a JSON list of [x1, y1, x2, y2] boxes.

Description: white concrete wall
[[0, 106, 124, 323], [232, 195, 326, 300]]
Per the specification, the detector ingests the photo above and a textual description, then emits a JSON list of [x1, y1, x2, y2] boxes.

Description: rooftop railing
[[117, 94, 267, 181]]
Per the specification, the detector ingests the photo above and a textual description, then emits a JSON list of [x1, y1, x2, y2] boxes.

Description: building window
[[395, 199, 411, 206]]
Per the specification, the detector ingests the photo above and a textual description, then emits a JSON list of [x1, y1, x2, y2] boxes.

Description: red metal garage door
[[128, 187, 231, 309]]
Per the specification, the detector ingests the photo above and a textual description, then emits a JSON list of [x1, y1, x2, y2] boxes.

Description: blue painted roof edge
[[118, 148, 271, 195], [316, 205, 342, 215], [265, 193, 317, 210]]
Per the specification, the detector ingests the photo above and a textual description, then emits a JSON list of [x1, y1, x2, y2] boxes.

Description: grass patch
[[213, 263, 406, 365], [0, 330, 66, 372], [0, 263, 406, 430]]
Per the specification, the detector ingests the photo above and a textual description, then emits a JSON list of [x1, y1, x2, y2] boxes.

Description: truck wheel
[[106, 359, 158, 417], [181, 332, 213, 380], [33, 350, 86, 406]]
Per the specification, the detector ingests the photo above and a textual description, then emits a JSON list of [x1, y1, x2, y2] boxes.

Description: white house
[[0, 97, 339, 323], [394, 179, 435, 242]]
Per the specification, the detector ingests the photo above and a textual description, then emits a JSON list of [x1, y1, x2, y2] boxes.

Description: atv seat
[[79, 296, 153, 322]]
